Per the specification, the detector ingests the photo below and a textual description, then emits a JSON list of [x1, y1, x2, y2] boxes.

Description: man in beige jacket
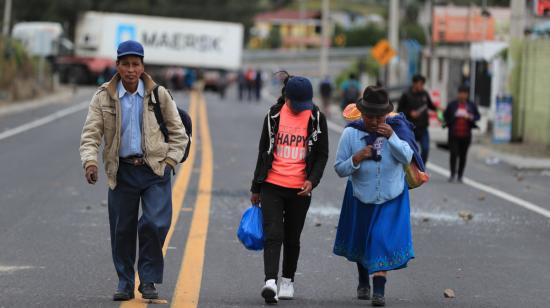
[[79, 40, 187, 301]]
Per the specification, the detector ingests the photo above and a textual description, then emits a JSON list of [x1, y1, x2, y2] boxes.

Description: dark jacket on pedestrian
[[397, 88, 437, 130], [251, 102, 329, 193], [443, 100, 480, 138], [320, 81, 332, 98]]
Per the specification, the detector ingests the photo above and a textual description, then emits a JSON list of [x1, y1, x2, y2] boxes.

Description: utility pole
[[299, 0, 306, 50], [510, 0, 526, 39], [320, 0, 330, 78], [508, 0, 526, 140], [2, 0, 12, 37], [388, 0, 399, 87]]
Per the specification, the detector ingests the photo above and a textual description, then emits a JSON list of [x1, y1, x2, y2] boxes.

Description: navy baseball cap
[[117, 40, 144, 58], [285, 76, 314, 111]]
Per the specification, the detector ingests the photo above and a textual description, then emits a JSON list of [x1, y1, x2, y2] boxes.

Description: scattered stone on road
[[100, 200, 107, 207], [444, 288, 456, 298], [516, 175, 524, 182], [485, 157, 500, 165], [458, 211, 474, 221], [478, 194, 486, 201], [142, 299, 169, 304]]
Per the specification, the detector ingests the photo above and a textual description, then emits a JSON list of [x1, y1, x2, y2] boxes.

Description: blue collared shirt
[[334, 127, 413, 204], [118, 79, 145, 158]]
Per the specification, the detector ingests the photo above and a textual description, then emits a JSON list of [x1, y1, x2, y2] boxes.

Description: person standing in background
[[245, 68, 256, 101], [340, 73, 361, 111], [444, 85, 480, 183], [397, 74, 440, 164], [319, 76, 333, 116], [237, 70, 246, 101], [255, 69, 263, 102]]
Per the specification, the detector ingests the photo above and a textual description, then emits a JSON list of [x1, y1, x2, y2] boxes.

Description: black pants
[[449, 135, 471, 179], [261, 182, 311, 281], [415, 127, 430, 164]]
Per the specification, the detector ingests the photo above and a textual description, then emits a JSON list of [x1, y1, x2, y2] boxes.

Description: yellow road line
[[171, 93, 213, 308], [163, 93, 199, 257], [121, 92, 199, 307]]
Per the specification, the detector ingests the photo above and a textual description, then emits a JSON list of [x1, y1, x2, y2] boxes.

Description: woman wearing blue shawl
[[333, 86, 415, 307]]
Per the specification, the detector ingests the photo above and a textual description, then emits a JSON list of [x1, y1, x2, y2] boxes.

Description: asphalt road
[[0, 86, 549, 308]]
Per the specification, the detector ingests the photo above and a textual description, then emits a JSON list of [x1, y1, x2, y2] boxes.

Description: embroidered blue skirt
[[333, 181, 414, 274]]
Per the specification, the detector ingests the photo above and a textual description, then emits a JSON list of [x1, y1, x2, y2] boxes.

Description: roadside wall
[[518, 39, 550, 146]]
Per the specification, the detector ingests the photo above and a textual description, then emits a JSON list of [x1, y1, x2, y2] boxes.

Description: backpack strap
[[151, 85, 169, 142]]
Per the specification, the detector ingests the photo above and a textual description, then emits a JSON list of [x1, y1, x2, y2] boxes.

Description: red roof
[[254, 9, 321, 22]]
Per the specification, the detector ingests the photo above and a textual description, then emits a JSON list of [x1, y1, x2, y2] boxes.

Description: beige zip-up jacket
[[79, 73, 188, 189]]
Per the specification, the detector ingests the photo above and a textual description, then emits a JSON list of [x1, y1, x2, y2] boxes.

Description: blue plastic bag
[[237, 205, 264, 251]]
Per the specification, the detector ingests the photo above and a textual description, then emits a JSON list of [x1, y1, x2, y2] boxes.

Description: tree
[[399, 2, 426, 45], [400, 22, 426, 45], [404, 2, 419, 24], [266, 25, 282, 49], [343, 25, 387, 47]]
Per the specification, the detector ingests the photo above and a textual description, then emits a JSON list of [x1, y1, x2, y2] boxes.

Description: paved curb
[[469, 145, 550, 170], [427, 126, 550, 170], [0, 87, 75, 117]]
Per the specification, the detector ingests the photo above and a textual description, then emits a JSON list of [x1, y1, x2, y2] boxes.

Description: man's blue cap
[[117, 40, 144, 58], [285, 76, 314, 111]]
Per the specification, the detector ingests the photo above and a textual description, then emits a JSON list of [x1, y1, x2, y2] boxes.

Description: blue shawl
[[346, 113, 425, 172]]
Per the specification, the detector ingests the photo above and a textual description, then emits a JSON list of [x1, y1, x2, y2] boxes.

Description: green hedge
[[0, 37, 35, 89]]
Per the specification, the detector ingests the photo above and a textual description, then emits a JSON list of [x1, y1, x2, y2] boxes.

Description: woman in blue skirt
[[333, 86, 415, 307]]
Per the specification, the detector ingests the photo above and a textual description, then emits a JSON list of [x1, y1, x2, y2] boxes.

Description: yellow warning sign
[[371, 40, 396, 66]]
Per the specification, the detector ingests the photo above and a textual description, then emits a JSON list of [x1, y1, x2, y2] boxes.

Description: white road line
[[0, 101, 88, 142], [326, 119, 550, 219], [427, 163, 550, 219], [0, 265, 35, 273]]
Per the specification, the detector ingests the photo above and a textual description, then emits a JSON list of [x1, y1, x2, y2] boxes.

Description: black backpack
[[151, 85, 192, 163]]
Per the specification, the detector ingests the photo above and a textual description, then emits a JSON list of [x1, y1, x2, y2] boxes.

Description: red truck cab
[[535, 0, 550, 16]]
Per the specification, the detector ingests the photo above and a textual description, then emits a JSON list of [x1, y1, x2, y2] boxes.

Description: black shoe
[[457, 176, 463, 183], [138, 283, 159, 300], [357, 285, 371, 300], [372, 293, 386, 306], [448, 175, 455, 183], [113, 289, 134, 301]]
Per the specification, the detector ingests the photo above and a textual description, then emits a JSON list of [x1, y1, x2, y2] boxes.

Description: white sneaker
[[278, 277, 294, 300], [261, 279, 278, 304]]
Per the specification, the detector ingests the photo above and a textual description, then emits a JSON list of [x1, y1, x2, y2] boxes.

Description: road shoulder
[[0, 86, 76, 117]]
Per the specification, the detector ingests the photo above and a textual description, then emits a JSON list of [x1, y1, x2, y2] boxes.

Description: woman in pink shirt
[[250, 73, 329, 304]]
